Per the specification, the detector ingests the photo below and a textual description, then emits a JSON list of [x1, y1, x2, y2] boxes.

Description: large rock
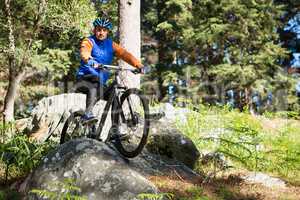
[[27, 93, 86, 141], [242, 172, 286, 188], [31, 93, 86, 117], [27, 93, 112, 142], [23, 138, 158, 200], [156, 103, 190, 123], [129, 148, 203, 182], [146, 119, 200, 169]]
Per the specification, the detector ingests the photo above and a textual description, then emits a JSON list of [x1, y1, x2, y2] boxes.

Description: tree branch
[[19, 0, 47, 71], [23, 69, 43, 80]]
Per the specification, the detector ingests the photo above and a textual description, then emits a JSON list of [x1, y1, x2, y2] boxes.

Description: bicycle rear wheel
[[112, 88, 150, 158], [60, 111, 91, 144]]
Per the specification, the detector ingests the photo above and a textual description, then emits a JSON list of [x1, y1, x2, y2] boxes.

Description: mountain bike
[[60, 65, 150, 158]]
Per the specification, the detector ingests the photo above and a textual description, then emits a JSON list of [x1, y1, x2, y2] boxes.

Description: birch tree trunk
[[118, 0, 141, 89], [3, 0, 17, 122]]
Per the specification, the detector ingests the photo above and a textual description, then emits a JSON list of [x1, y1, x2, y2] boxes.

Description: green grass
[[0, 123, 56, 183], [175, 104, 300, 185], [179, 186, 210, 200]]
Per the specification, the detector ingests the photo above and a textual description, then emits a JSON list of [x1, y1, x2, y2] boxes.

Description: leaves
[[30, 178, 88, 200], [0, 133, 55, 176]]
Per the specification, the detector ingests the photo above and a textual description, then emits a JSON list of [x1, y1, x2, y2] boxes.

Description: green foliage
[[0, 122, 15, 143], [141, 0, 299, 111], [263, 110, 300, 120], [0, 188, 21, 200], [35, 0, 97, 81], [176, 104, 300, 184], [179, 186, 210, 200], [142, 0, 194, 99], [44, 0, 96, 38], [138, 192, 174, 200], [30, 178, 87, 200], [19, 85, 60, 103], [0, 127, 56, 179], [0, 0, 97, 82], [217, 186, 235, 200], [0, 0, 101, 121], [13, 84, 60, 119], [191, 0, 289, 103]]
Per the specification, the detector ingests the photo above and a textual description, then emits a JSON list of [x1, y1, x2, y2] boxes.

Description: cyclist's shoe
[[82, 113, 98, 125]]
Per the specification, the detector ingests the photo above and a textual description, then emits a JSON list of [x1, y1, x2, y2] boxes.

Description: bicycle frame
[[93, 70, 127, 141]]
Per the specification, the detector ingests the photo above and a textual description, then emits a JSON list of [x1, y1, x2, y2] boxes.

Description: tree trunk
[[118, 0, 141, 89], [156, 70, 165, 101], [156, 1, 168, 101], [3, 0, 17, 122], [3, 72, 24, 122]]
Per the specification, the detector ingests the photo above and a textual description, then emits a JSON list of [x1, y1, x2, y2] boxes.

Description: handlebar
[[94, 64, 141, 74]]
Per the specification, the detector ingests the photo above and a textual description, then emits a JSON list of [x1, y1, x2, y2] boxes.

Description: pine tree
[[142, 0, 193, 100], [190, 0, 289, 109]]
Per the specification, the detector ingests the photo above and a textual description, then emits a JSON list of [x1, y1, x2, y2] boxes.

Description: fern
[[138, 192, 174, 200], [30, 178, 87, 200], [30, 189, 57, 200], [0, 132, 56, 181]]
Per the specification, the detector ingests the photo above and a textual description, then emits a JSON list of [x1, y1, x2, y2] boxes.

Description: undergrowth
[[175, 104, 300, 185], [0, 122, 56, 184], [30, 178, 87, 200]]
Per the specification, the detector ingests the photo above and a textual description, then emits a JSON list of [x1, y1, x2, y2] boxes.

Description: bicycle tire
[[60, 111, 88, 144], [112, 88, 150, 158]]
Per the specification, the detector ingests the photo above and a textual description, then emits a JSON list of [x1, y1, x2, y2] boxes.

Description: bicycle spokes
[[118, 93, 145, 152]]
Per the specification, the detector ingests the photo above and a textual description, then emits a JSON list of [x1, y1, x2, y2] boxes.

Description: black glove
[[132, 68, 142, 74], [132, 66, 151, 74]]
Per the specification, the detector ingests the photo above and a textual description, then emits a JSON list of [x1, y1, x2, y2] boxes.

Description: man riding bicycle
[[76, 15, 147, 124]]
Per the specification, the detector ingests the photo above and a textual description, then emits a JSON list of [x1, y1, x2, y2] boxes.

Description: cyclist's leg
[[96, 83, 106, 101], [86, 82, 98, 115], [75, 76, 99, 121]]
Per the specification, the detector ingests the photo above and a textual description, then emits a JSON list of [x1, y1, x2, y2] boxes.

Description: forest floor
[[1, 167, 299, 200], [1, 107, 300, 200], [148, 169, 300, 200], [163, 110, 300, 200]]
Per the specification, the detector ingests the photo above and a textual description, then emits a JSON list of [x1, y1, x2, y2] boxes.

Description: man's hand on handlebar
[[93, 63, 104, 69], [133, 66, 151, 74], [87, 58, 103, 69]]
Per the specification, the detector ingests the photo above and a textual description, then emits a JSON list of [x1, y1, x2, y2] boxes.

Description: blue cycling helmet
[[93, 17, 113, 30]]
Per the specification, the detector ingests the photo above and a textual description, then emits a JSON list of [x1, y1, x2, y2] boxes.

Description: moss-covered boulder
[[23, 138, 158, 200], [146, 119, 200, 169]]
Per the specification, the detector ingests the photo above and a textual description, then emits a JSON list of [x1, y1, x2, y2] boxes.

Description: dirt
[[147, 170, 300, 200]]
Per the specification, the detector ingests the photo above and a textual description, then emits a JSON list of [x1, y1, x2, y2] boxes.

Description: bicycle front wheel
[[112, 88, 150, 158]]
